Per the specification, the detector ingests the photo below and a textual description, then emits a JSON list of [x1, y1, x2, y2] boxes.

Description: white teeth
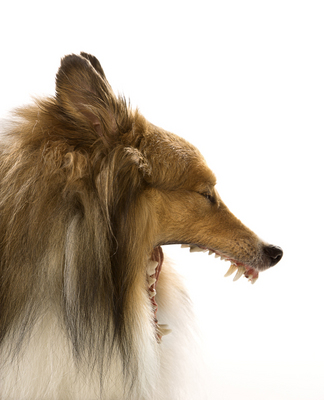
[[149, 289, 156, 298], [233, 266, 245, 281], [225, 263, 259, 284], [147, 260, 158, 275], [224, 264, 237, 277], [182, 244, 208, 253], [189, 246, 204, 253], [180, 244, 257, 285], [158, 324, 172, 336], [147, 276, 156, 286]]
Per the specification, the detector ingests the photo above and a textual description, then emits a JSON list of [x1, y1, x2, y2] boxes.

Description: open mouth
[[147, 243, 259, 342]]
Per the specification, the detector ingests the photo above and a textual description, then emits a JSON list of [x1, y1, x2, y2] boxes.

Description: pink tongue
[[244, 267, 259, 279]]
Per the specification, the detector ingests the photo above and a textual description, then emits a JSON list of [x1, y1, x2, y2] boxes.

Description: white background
[[1, 1, 323, 399]]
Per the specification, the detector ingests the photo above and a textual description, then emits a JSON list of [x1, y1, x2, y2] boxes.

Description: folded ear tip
[[59, 53, 84, 69], [61, 53, 95, 77], [80, 51, 91, 59], [80, 52, 107, 80], [80, 52, 97, 63], [57, 53, 107, 93], [56, 54, 89, 93]]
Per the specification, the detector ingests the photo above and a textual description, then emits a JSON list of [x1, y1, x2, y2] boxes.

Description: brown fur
[[0, 53, 282, 399]]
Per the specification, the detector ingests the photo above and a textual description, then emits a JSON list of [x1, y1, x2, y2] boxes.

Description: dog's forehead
[[145, 123, 216, 189], [186, 159, 216, 190]]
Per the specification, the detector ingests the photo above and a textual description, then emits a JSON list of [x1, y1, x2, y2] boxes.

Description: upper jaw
[[179, 243, 260, 284], [157, 235, 279, 284]]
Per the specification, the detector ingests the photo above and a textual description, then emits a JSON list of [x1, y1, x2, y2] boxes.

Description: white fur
[[0, 259, 205, 400]]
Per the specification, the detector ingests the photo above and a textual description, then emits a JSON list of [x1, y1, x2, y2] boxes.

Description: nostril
[[264, 245, 283, 266]]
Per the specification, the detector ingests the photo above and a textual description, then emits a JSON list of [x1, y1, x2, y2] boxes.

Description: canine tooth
[[233, 267, 245, 281], [158, 324, 172, 336], [224, 264, 237, 277], [147, 260, 158, 275], [250, 277, 258, 284], [149, 289, 156, 298], [190, 246, 204, 253]]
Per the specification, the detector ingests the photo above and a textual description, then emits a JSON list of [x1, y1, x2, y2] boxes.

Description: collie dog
[[0, 53, 283, 400]]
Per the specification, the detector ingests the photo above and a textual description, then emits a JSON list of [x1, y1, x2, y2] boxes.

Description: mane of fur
[[0, 55, 159, 380], [0, 53, 208, 400]]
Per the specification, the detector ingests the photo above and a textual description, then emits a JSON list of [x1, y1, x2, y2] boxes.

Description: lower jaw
[[146, 243, 259, 342], [146, 247, 171, 343]]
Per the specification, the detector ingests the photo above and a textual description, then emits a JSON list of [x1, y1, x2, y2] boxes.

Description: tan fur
[[0, 53, 282, 399]]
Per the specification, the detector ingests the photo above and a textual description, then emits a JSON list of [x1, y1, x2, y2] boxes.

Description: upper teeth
[[189, 246, 206, 253], [181, 244, 259, 284], [224, 264, 237, 277], [233, 266, 244, 281]]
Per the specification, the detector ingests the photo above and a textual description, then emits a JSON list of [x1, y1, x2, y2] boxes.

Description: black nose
[[264, 245, 283, 267]]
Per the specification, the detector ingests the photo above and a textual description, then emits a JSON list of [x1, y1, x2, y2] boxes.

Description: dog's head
[[55, 53, 282, 279], [0, 53, 282, 366], [55, 53, 283, 342]]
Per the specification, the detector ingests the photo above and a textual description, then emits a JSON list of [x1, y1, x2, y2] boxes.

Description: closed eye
[[200, 192, 216, 204]]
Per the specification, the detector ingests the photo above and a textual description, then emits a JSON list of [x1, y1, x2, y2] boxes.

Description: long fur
[[0, 53, 282, 399]]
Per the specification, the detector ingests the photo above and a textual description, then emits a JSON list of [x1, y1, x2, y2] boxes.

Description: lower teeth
[[157, 324, 172, 336]]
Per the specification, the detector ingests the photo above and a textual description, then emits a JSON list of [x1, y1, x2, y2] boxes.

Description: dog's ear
[[55, 53, 125, 138]]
